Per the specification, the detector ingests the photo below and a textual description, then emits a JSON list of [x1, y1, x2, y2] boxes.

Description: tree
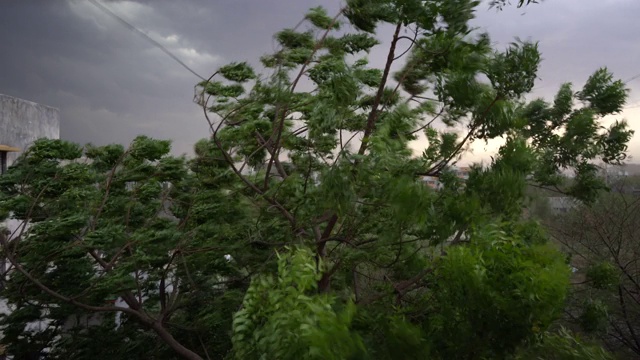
[[546, 177, 640, 358], [490, 0, 540, 11], [0, 0, 633, 358], [514, 327, 613, 360], [0, 137, 255, 359]]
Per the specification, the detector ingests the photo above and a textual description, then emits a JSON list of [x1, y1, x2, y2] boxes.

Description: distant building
[[597, 163, 640, 195], [422, 175, 440, 190], [454, 166, 471, 180], [0, 145, 19, 175], [0, 93, 60, 168], [601, 163, 640, 181], [421, 166, 471, 190], [548, 196, 578, 214], [0, 94, 60, 296]]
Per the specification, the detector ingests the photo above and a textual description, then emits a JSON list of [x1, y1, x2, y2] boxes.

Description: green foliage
[[490, 0, 539, 10], [0, 0, 630, 359], [305, 6, 340, 30], [516, 68, 633, 203], [515, 327, 613, 360], [231, 247, 363, 360], [487, 40, 540, 98], [586, 262, 619, 290], [577, 68, 628, 116], [218, 62, 256, 83], [426, 223, 570, 358], [0, 136, 253, 359], [599, 120, 634, 163], [580, 299, 610, 333], [277, 29, 315, 50]]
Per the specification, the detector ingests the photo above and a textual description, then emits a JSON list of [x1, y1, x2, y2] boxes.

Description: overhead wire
[[87, 0, 640, 113], [87, 0, 206, 81], [619, 73, 640, 110], [624, 73, 640, 84]]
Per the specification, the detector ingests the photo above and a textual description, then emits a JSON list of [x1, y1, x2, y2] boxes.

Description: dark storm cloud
[[1, 0, 638, 157], [1, 0, 210, 153], [0, 0, 337, 154]]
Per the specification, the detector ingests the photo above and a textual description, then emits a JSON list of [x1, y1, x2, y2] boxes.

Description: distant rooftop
[[603, 163, 640, 176], [0, 93, 61, 167], [0, 93, 59, 111]]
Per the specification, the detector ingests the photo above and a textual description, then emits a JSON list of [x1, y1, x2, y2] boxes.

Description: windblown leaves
[[0, 0, 631, 359]]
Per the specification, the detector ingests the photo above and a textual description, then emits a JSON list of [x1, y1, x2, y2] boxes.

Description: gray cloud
[[1, 0, 638, 159]]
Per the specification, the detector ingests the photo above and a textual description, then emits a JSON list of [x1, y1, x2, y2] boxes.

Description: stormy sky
[[1, 0, 639, 162]]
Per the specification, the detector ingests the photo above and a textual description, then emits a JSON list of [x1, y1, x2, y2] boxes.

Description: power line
[[624, 73, 640, 84], [87, 0, 206, 81], [620, 74, 640, 110]]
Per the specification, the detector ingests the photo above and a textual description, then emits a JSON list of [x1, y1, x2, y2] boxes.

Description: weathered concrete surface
[[0, 93, 60, 166], [0, 94, 60, 242]]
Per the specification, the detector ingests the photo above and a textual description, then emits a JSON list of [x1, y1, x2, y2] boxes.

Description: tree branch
[[357, 22, 403, 156]]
